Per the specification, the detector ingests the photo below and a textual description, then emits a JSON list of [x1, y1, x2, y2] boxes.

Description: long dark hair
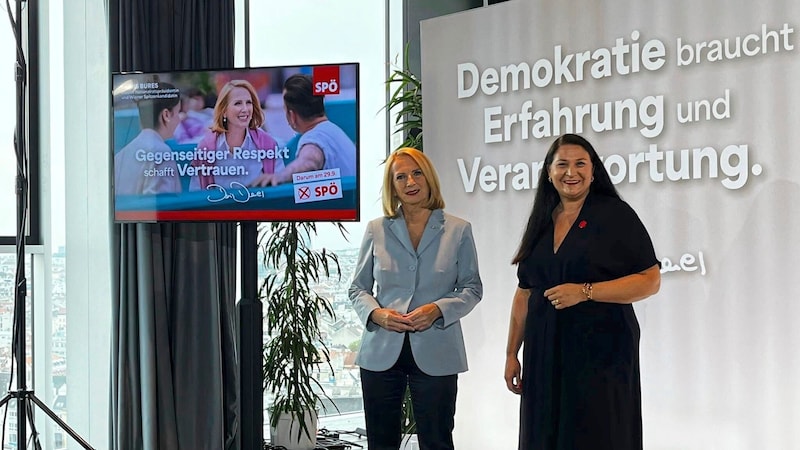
[[511, 134, 621, 264]]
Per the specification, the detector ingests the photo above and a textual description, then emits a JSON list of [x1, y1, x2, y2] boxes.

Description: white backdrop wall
[[421, 1, 800, 449]]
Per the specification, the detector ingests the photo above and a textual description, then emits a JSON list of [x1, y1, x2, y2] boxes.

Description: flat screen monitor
[[111, 62, 360, 222]]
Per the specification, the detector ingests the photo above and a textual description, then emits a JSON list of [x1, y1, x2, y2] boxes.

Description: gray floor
[[266, 413, 421, 449]]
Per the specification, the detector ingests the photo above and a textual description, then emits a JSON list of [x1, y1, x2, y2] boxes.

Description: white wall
[[421, 1, 800, 449], [62, 0, 112, 448]]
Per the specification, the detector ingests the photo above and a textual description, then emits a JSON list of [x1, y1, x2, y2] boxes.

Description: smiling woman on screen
[[189, 79, 278, 191]]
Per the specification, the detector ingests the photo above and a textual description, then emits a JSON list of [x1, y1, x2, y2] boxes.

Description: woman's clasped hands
[[372, 304, 442, 332]]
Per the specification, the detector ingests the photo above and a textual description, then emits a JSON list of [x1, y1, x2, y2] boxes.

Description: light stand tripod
[[0, 1, 93, 448]]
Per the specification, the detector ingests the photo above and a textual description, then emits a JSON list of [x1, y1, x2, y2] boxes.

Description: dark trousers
[[360, 334, 458, 450]]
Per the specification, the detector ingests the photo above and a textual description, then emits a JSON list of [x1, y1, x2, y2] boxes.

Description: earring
[[223, 116, 228, 127], [547, 176, 552, 182], [591, 176, 594, 182]]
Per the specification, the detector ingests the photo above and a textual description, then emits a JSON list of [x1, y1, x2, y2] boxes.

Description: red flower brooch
[[578, 220, 587, 229]]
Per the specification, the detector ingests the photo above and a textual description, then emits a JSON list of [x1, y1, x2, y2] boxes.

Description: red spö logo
[[312, 65, 340, 95]]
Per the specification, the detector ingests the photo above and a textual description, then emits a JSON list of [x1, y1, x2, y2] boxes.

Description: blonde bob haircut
[[210, 80, 266, 133], [381, 147, 445, 217]]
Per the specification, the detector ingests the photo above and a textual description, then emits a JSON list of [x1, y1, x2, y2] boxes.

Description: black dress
[[516, 193, 659, 450]]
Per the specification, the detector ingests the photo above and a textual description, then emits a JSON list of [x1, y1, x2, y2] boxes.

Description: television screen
[[111, 62, 360, 222]]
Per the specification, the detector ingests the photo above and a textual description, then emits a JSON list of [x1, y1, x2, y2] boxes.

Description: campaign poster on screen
[[111, 63, 360, 222]]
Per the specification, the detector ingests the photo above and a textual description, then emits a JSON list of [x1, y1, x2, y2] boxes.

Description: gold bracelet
[[582, 282, 593, 301]]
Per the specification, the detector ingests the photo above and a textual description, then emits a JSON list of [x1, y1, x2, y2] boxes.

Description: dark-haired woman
[[504, 134, 661, 450]]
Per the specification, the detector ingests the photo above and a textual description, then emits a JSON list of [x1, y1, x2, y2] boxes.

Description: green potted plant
[[386, 43, 423, 152], [260, 221, 346, 449]]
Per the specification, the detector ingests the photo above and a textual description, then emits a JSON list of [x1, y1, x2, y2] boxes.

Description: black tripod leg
[[24, 397, 42, 450], [27, 393, 95, 450], [0, 392, 14, 408]]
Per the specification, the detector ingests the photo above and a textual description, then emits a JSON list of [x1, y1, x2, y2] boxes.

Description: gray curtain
[[107, 2, 239, 449]]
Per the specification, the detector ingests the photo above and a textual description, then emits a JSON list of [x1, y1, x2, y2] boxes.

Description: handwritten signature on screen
[[206, 182, 265, 204]]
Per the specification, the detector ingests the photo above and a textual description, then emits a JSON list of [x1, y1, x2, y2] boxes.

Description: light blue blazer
[[349, 208, 483, 376]]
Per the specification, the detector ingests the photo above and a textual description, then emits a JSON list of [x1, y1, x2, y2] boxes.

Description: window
[[1, 1, 67, 448], [0, 1, 18, 239], [248, 0, 392, 437], [0, 0, 41, 247]]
